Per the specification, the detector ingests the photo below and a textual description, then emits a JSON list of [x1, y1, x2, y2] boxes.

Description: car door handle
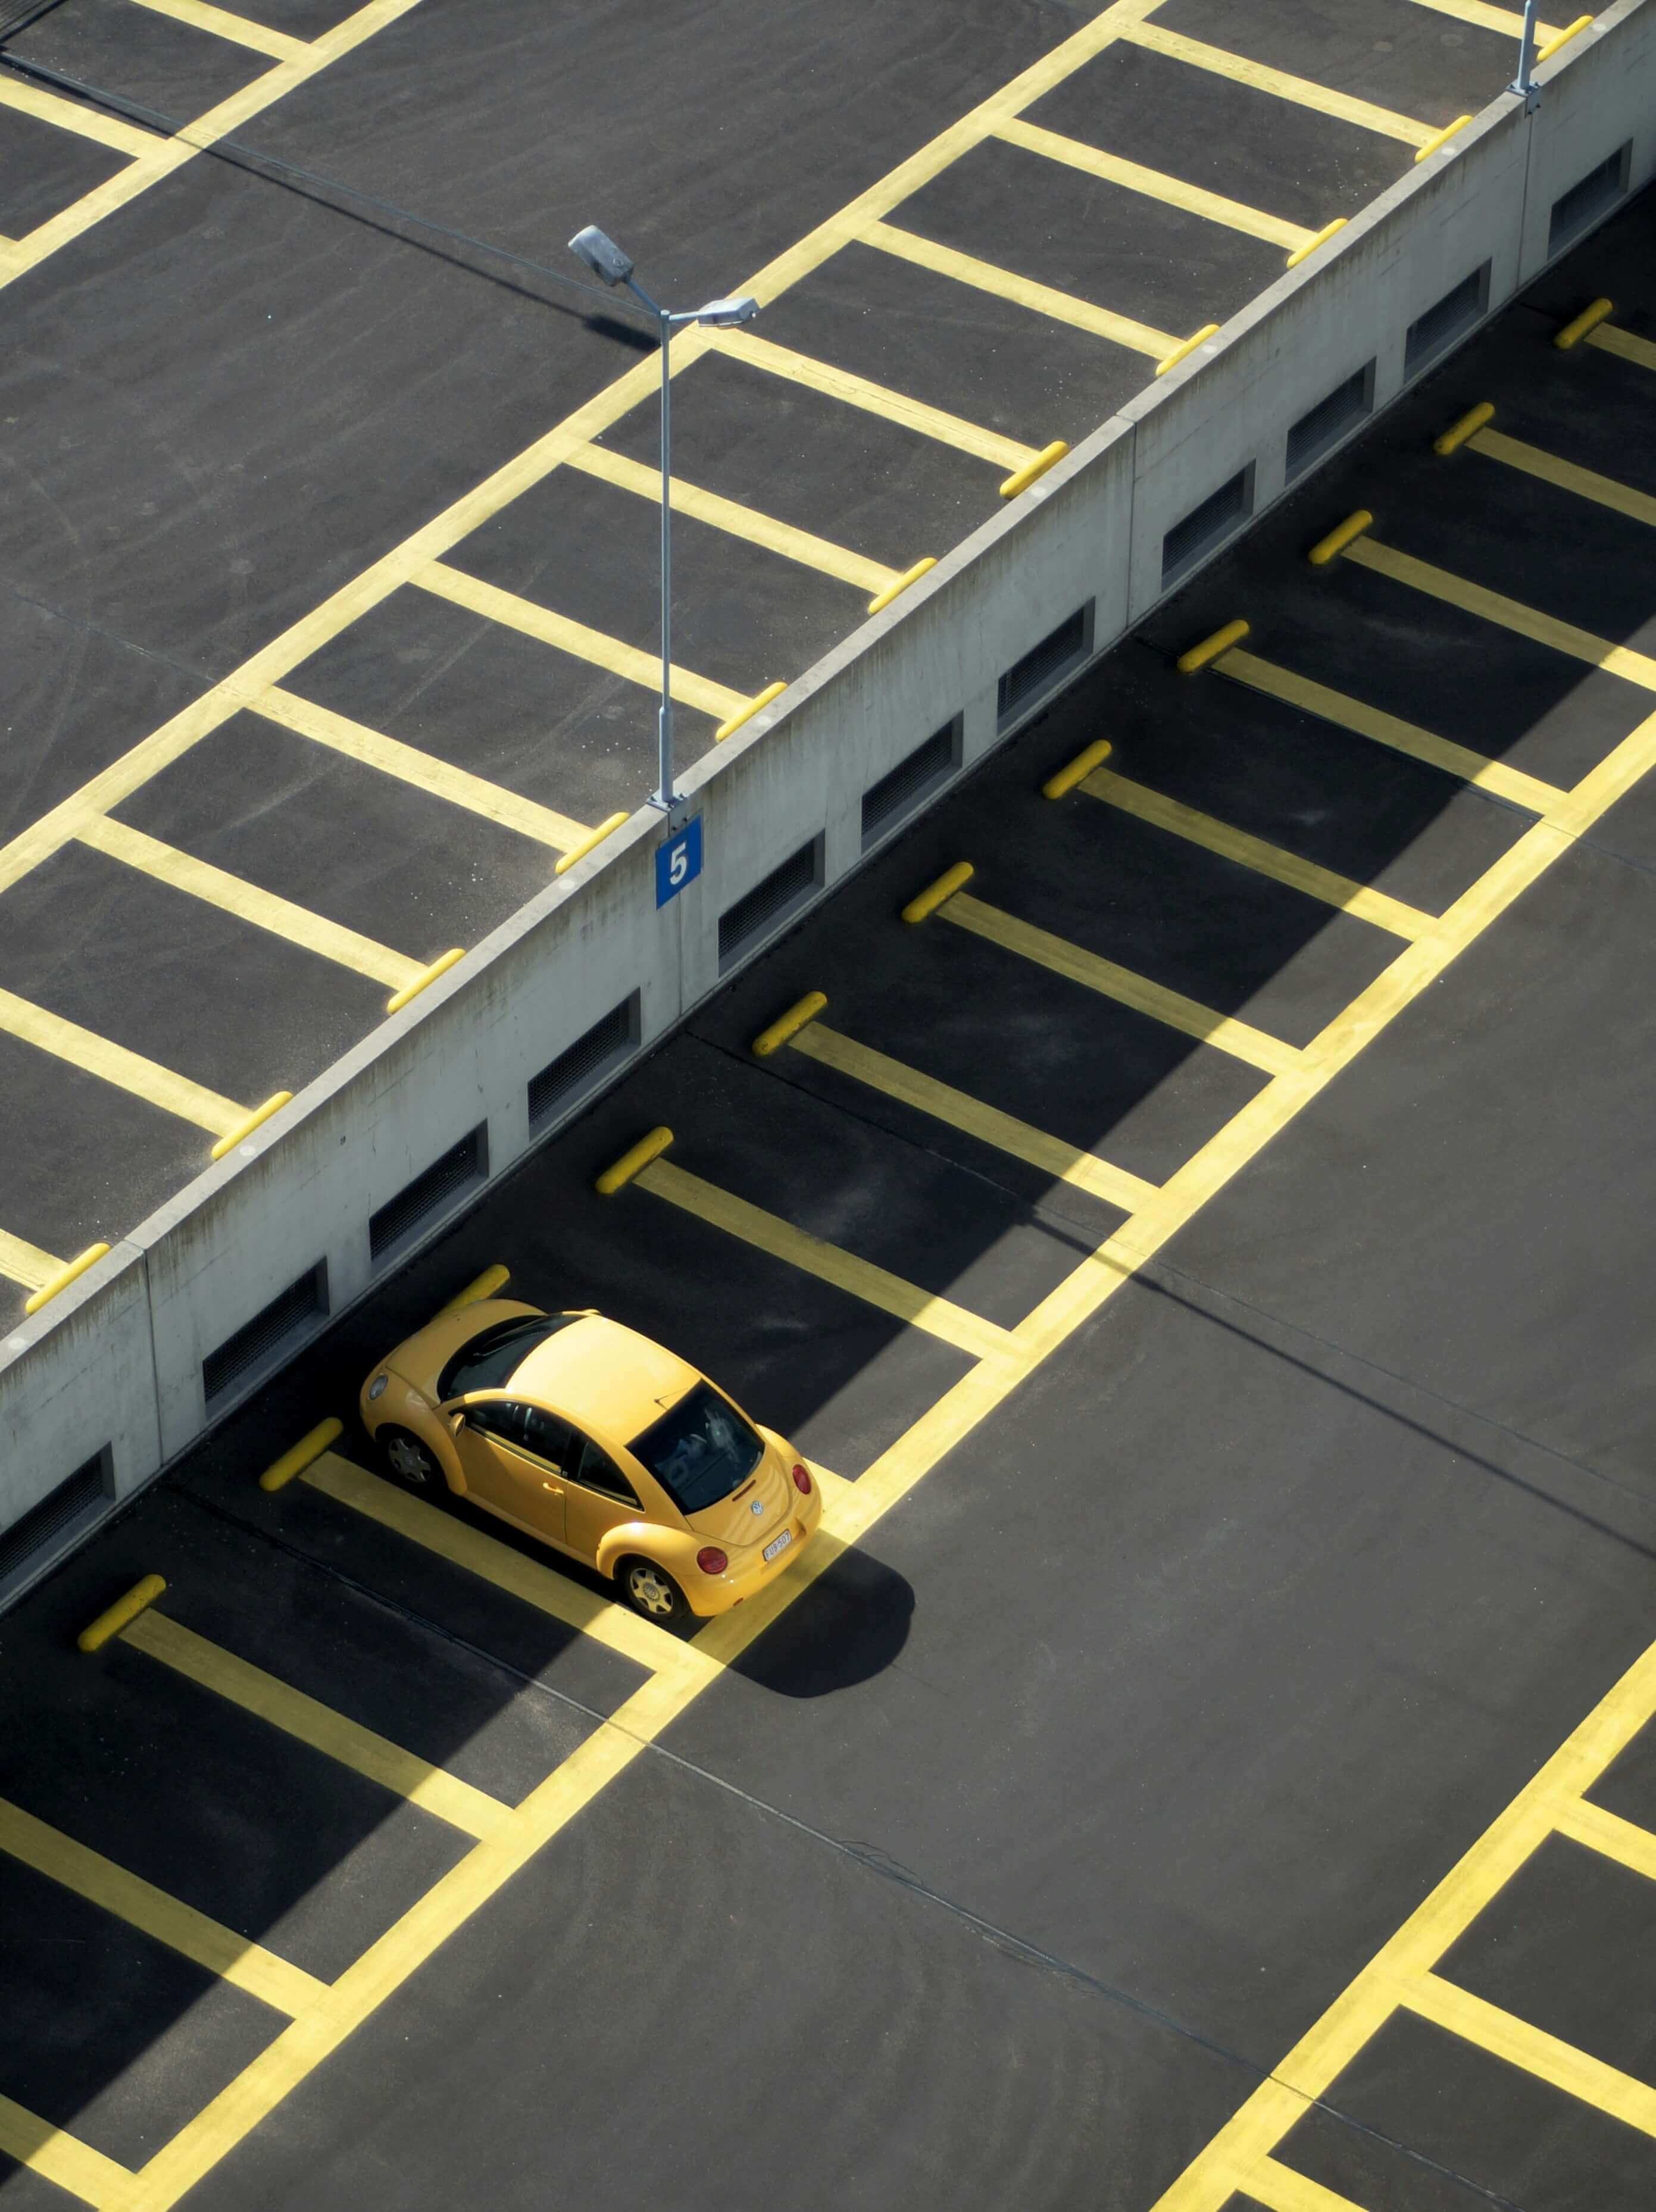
[[541, 1481, 563, 1495]]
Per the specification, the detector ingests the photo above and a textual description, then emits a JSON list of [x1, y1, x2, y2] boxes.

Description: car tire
[[617, 1556, 690, 1625], [378, 1425, 442, 1494]]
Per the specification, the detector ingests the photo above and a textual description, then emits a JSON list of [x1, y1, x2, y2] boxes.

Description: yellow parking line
[[1554, 1795, 1656, 1882], [0, 1228, 64, 1292], [1588, 323, 1656, 373], [1221, 648, 1567, 814], [1345, 534, 1656, 692], [1080, 766, 1434, 937], [1404, 0, 1560, 35], [300, 1450, 707, 1684], [77, 815, 420, 993], [1405, 1970, 1656, 2133], [417, 562, 748, 724], [0, 2095, 140, 2212], [123, 0, 309, 60], [1468, 426, 1656, 529], [706, 327, 1035, 472], [0, 986, 239, 1134], [256, 687, 592, 852], [565, 442, 893, 595], [0, 76, 158, 157], [943, 891, 1301, 1077], [637, 1156, 1023, 1366], [790, 1019, 1160, 1213], [0, 1795, 324, 2017], [1243, 2158, 1369, 2212], [123, 1609, 511, 1839], [1122, 22, 1438, 146], [995, 118, 1311, 252], [863, 219, 1178, 358]]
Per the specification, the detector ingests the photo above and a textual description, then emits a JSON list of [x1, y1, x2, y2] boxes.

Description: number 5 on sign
[[655, 816, 703, 908]]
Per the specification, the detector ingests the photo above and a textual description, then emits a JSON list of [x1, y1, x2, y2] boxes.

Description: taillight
[[791, 1463, 812, 1495], [696, 1547, 728, 1575]]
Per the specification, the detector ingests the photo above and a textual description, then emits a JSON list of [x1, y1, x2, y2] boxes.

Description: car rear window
[[438, 1315, 576, 1401], [629, 1382, 763, 1515]]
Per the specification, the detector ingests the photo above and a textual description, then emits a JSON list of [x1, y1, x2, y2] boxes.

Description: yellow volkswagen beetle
[[359, 1299, 821, 1623]]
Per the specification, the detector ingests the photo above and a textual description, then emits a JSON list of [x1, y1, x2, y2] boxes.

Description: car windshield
[[629, 1382, 764, 1515], [438, 1315, 576, 1402]]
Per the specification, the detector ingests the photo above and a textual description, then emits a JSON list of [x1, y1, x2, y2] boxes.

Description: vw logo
[[750, 1498, 765, 1516]]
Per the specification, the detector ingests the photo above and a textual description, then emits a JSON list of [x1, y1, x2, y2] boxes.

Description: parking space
[[3, 179, 1655, 2209], [0, 0, 1566, 1321]]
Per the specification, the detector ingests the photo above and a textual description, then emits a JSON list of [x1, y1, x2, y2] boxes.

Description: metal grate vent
[[0, 1450, 110, 1592], [996, 607, 1089, 728], [529, 997, 637, 1128], [203, 1263, 327, 1403], [718, 839, 820, 968], [369, 1128, 486, 1260], [1162, 467, 1253, 586], [861, 723, 957, 846], [1549, 145, 1629, 254], [1404, 264, 1489, 375], [1286, 363, 1374, 479]]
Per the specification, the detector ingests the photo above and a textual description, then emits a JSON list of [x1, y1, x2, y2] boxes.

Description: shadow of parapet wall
[[2, 0, 1654, 1589]]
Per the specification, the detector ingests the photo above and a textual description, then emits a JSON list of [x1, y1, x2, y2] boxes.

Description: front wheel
[[617, 1556, 690, 1625], [378, 1425, 442, 1494]]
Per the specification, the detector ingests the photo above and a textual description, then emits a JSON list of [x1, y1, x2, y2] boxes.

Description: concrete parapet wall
[[2, 0, 1649, 1596]]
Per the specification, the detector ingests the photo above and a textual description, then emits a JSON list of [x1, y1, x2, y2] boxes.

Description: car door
[[560, 1431, 645, 1566], [450, 1399, 571, 1545]]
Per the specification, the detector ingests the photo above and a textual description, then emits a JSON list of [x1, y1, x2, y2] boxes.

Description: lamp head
[[696, 295, 760, 327], [568, 225, 635, 287]]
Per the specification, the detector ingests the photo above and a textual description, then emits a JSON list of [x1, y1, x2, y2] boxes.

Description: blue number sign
[[655, 816, 704, 908]]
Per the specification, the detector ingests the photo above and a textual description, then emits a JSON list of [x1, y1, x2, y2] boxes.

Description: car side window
[[520, 1406, 574, 1471], [467, 1400, 530, 1448], [571, 1434, 640, 1507]]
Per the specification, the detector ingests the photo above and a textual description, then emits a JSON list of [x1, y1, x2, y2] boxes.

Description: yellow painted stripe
[[1080, 767, 1433, 937], [1123, 22, 1437, 145], [565, 443, 893, 595], [638, 1156, 1021, 1365], [1222, 648, 1566, 814], [0, 1228, 63, 1292], [1246, 2158, 1372, 2212], [1403, 0, 1560, 35], [864, 218, 1178, 357], [255, 687, 590, 852], [77, 815, 419, 991], [791, 1021, 1159, 1213], [1554, 1795, 1656, 1882], [1470, 427, 1656, 529], [944, 891, 1301, 1077], [1405, 1971, 1656, 2134], [0, 986, 239, 1134], [1346, 535, 1656, 692], [0, 2094, 140, 2212], [1589, 323, 1656, 372], [418, 562, 746, 723], [0, 75, 157, 157], [123, 1609, 511, 1839], [300, 1451, 704, 1684], [124, 0, 308, 59], [707, 327, 1034, 471], [0, 1796, 323, 2016], [995, 117, 1310, 251]]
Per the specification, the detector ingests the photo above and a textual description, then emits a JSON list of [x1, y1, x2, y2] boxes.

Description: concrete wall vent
[[1549, 142, 1631, 253], [1405, 262, 1491, 374], [996, 606, 1091, 730], [203, 1263, 327, 1404], [0, 1447, 111, 1598], [1162, 467, 1255, 587], [861, 721, 959, 848], [529, 997, 639, 1129], [1286, 362, 1375, 479], [369, 1128, 487, 1261], [719, 837, 821, 970]]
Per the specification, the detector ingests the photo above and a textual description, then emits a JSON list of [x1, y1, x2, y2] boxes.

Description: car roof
[[511, 1314, 700, 1446]]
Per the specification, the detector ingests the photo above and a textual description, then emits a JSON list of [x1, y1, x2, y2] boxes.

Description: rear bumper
[[689, 1491, 823, 1615]]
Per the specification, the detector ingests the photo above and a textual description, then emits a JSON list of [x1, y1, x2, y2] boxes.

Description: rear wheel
[[617, 1556, 690, 1625], [379, 1425, 441, 1494]]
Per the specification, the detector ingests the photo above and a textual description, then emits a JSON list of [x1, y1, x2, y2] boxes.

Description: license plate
[[763, 1528, 793, 1564]]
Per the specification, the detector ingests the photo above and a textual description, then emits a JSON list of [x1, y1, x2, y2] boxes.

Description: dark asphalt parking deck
[[0, 0, 1555, 1319], [4, 179, 1656, 2211]]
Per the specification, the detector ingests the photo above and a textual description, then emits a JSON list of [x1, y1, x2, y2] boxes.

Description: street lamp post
[[1510, 0, 1543, 105], [568, 224, 758, 815]]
